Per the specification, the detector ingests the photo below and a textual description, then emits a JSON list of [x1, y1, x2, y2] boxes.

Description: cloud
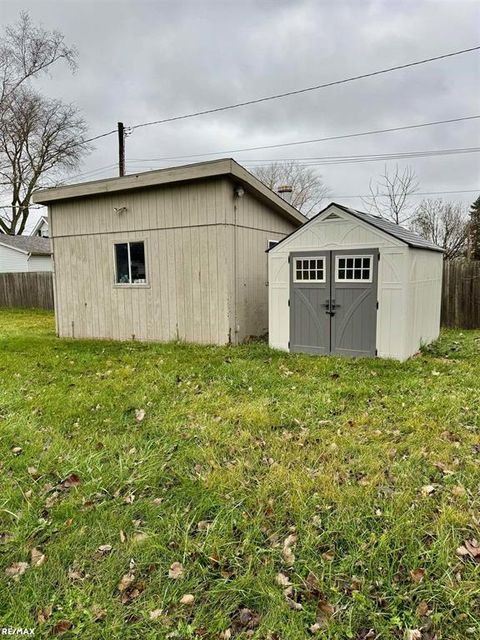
[[2, 0, 479, 230]]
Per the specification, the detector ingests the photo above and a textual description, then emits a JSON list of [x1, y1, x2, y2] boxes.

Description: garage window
[[115, 241, 146, 284], [294, 257, 325, 282], [336, 255, 372, 282]]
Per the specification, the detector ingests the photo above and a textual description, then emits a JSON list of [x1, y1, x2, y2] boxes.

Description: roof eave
[[32, 158, 307, 227]]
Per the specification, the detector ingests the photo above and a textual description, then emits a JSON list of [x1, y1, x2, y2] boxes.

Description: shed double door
[[289, 249, 378, 357]]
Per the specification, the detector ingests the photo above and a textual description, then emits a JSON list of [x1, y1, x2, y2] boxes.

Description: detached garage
[[268, 202, 443, 361]]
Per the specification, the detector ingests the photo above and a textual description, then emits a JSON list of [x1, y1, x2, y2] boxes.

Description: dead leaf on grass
[[11, 446, 22, 455], [31, 547, 46, 567], [451, 485, 466, 497], [119, 530, 126, 543], [52, 620, 73, 635], [97, 544, 113, 556], [149, 608, 164, 620], [168, 561, 184, 579], [135, 409, 145, 422], [180, 593, 195, 605], [456, 539, 480, 563], [406, 631, 422, 640], [5, 561, 28, 580], [27, 466, 40, 479], [416, 600, 430, 617], [275, 572, 291, 587], [60, 473, 81, 489], [316, 599, 335, 628], [36, 605, 52, 624], [282, 533, 297, 566], [91, 605, 107, 621], [235, 608, 261, 630], [421, 485, 436, 496], [45, 491, 60, 508], [410, 568, 426, 583]]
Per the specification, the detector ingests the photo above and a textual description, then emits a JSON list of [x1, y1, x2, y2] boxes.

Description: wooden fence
[[0, 272, 54, 310], [441, 260, 480, 329]]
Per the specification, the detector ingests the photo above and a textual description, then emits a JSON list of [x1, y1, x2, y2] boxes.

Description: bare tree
[[0, 88, 89, 235], [0, 13, 87, 235], [363, 164, 419, 224], [410, 199, 469, 259], [0, 12, 77, 110], [252, 161, 329, 217]]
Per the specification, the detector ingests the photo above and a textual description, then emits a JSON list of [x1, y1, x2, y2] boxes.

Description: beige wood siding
[[232, 189, 297, 342], [51, 178, 232, 343], [49, 176, 300, 344]]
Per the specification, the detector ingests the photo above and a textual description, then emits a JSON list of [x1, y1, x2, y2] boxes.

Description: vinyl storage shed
[[268, 202, 443, 361], [33, 159, 306, 344]]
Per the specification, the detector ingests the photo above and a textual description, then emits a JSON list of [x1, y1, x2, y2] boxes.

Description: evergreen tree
[[469, 195, 480, 260]]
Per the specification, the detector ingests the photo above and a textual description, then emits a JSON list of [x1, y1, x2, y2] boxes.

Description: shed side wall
[[233, 189, 298, 342], [50, 178, 232, 343], [268, 206, 410, 360], [406, 248, 443, 356]]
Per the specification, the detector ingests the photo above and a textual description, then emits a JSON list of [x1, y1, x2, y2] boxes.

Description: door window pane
[[336, 255, 372, 281], [294, 257, 325, 282]]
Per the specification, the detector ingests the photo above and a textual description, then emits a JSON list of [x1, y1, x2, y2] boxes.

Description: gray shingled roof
[[0, 235, 51, 255], [333, 203, 444, 252]]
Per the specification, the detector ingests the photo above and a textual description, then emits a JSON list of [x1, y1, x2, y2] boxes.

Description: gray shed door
[[290, 249, 378, 357]]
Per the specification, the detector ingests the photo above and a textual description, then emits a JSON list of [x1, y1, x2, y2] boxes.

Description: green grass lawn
[[0, 309, 479, 639]]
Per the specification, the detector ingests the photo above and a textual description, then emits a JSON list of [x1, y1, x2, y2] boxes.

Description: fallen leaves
[[168, 561, 184, 579], [135, 408, 145, 422], [97, 544, 113, 556], [421, 485, 436, 497], [282, 532, 297, 566], [31, 547, 46, 567], [36, 605, 53, 624], [410, 568, 426, 584], [5, 561, 28, 580], [60, 473, 81, 489], [180, 593, 195, 605], [52, 620, 73, 635], [117, 561, 145, 605], [11, 446, 22, 455], [456, 539, 480, 563], [91, 605, 107, 622], [275, 572, 291, 587]]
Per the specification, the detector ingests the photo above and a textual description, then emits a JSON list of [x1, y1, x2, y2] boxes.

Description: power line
[[128, 145, 480, 169], [130, 45, 480, 131], [128, 114, 480, 161], [328, 189, 478, 199]]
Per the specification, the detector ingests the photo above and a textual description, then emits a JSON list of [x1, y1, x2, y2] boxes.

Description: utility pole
[[117, 122, 125, 177]]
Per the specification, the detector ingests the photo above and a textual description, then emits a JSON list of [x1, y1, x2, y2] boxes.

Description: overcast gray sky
[[2, 0, 480, 227]]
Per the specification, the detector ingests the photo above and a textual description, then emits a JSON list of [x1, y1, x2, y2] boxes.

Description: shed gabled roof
[[267, 202, 444, 253], [0, 235, 51, 255], [33, 158, 307, 227]]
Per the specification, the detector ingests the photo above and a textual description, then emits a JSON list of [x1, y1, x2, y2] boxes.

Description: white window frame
[[293, 256, 326, 283], [113, 240, 148, 287], [335, 254, 373, 283]]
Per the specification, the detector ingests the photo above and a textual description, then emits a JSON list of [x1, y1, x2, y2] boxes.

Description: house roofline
[[267, 201, 444, 253], [0, 240, 29, 255], [33, 158, 307, 226]]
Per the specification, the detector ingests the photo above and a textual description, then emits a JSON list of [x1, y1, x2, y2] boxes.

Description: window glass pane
[[362, 269, 369, 279], [338, 270, 345, 280], [347, 258, 354, 268], [303, 260, 308, 269], [354, 269, 361, 279], [346, 269, 353, 279], [338, 258, 345, 269], [130, 242, 146, 282], [296, 270, 303, 280], [115, 243, 130, 283]]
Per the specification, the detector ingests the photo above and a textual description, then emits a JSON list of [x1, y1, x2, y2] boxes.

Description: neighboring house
[[0, 235, 52, 273], [30, 215, 49, 238], [33, 159, 306, 343], [268, 202, 443, 361]]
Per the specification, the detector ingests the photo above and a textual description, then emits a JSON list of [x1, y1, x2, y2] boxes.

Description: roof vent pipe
[[277, 185, 293, 204]]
